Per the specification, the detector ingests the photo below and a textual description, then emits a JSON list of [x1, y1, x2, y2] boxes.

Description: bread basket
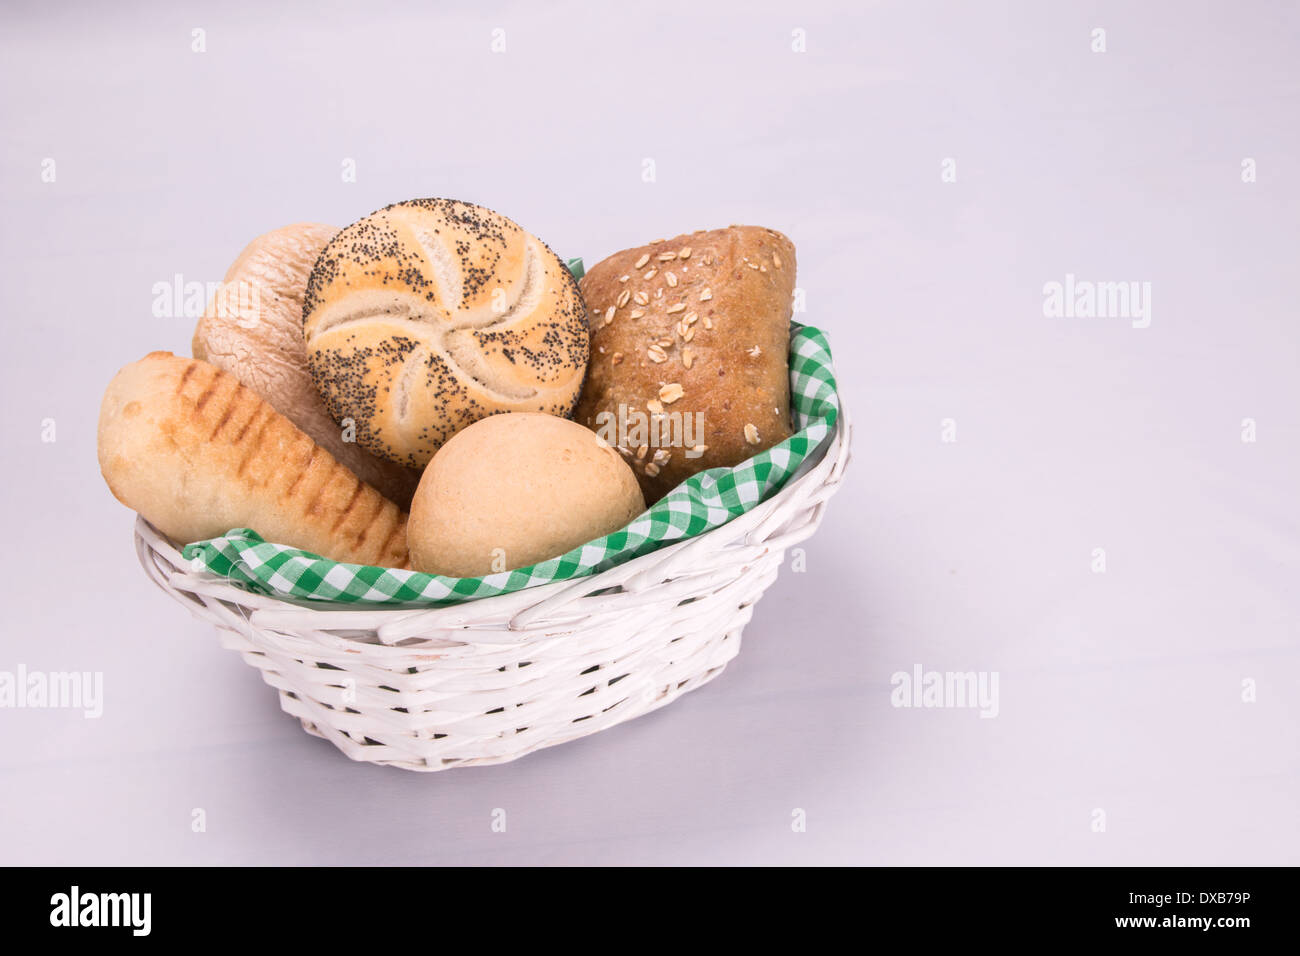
[[132, 402, 850, 773]]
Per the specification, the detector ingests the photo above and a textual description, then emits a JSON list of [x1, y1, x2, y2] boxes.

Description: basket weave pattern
[[135, 410, 851, 771]]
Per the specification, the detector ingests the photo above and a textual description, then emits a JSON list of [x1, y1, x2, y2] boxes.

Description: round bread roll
[[303, 199, 589, 470], [192, 223, 422, 507], [408, 413, 646, 578]]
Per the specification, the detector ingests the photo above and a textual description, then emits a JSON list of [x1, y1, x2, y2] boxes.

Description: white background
[[1, 0, 1297, 864]]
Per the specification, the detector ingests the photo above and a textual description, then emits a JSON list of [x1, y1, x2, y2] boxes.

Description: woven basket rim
[[135, 405, 851, 642]]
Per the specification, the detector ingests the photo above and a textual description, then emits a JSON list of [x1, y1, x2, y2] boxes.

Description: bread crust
[[407, 413, 646, 578], [574, 226, 796, 502], [191, 223, 422, 507], [303, 199, 589, 469], [98, 352, 409, 568]]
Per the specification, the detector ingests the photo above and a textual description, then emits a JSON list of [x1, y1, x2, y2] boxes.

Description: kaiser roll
[[302, 199, 589, 469], [407, 413, 645, 578]]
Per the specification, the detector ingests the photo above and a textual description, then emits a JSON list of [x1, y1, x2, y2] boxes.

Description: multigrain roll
[[98, 352, 409, 567], [574, 226, 797, 503], [302, 199, 589, 469], [192, 223, 422, 507]]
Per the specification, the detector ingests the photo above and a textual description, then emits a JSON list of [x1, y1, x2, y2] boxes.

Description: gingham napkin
[[182, 311, 840, 607]]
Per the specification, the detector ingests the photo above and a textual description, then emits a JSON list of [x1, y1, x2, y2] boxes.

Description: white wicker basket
[[134, 407, 851, 771]]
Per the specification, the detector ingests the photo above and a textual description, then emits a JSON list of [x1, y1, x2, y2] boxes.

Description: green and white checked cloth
[[182, 320, 840, 607]]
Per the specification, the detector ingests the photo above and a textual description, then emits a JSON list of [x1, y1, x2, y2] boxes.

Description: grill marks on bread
[[140, 353, 409, 566], [330, 477, 366, 533]]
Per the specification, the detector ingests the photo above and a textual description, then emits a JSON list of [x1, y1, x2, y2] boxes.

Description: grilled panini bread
[[98, 351, 409, 567]]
